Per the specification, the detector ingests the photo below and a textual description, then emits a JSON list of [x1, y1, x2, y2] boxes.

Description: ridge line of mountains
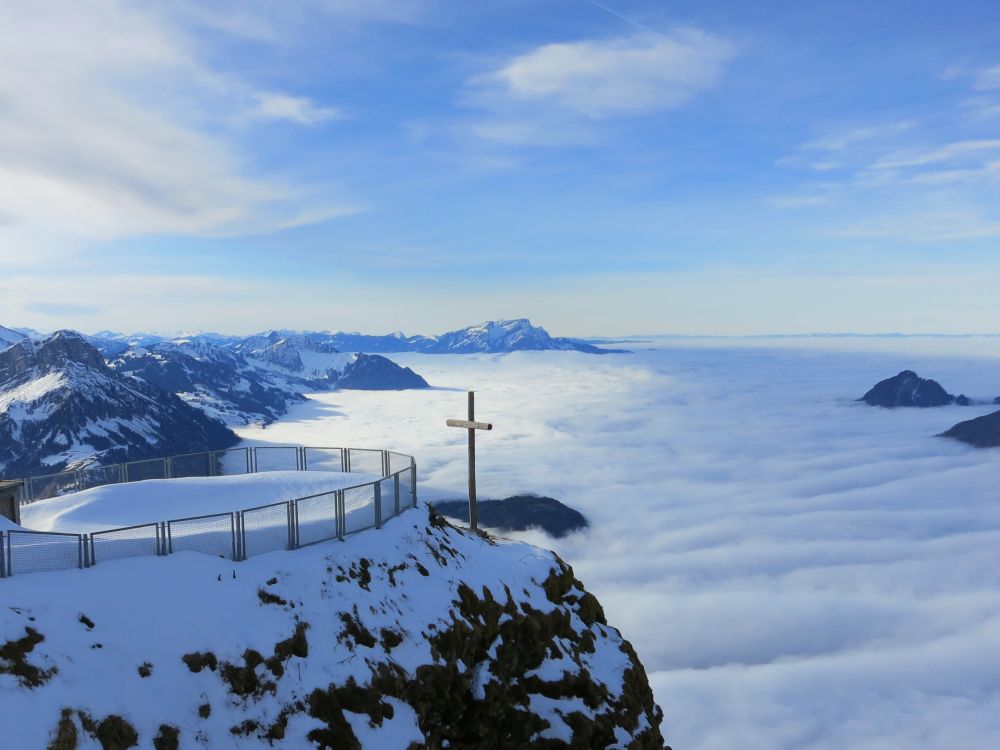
[[0, 319, 619, 477]]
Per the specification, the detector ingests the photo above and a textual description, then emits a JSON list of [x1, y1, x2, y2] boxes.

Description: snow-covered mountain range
[[0, 331, 237, 477], [81, 319, 621, 356], [108, 341, 304, 427]]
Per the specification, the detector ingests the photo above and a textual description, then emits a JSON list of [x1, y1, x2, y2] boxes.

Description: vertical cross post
[[446, 392, 493, 532], [468, 391, 477, 530]]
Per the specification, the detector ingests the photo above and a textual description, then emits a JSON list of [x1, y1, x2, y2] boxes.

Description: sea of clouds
[[237, 337, 1000, 749]]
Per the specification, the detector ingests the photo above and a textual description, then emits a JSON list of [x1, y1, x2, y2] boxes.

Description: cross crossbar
[[446, 419, 493, 431]]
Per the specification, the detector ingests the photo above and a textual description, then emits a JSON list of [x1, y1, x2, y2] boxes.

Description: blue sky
[[2, 0, 1000, 336]]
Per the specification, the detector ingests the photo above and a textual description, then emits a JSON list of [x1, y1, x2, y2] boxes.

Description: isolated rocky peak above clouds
[[860, 369, 968, 407]]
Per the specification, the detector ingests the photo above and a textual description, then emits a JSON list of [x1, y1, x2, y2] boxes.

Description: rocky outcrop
[[333, 353, 429, 390], [435, 495, 589, 538], [939, 410, 1000, 448], [0, 508, 666, 749], [860, 370, 960, 407]]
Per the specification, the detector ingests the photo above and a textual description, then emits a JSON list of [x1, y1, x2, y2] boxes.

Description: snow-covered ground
[[236, 338, 1000, 749], [1, 510, 656, 747], [20, 471, 380, 533]]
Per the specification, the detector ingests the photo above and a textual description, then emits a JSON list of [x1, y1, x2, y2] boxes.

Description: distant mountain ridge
[[89, 319, 623, 355]]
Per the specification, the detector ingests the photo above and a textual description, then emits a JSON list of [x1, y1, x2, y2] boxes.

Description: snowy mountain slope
[[0, 508, 665, 749], [425, 319, 611, 354], [0, 324, 27, 349], [233, 331, 430, 391], [0, 331, 237, 477], [326, 330, 437, 353], [109, 341, 304, 426]]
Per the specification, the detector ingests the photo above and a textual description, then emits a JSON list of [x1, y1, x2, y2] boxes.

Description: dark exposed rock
[[434, 494, 589, 538], [332, 353, 428, 390], [940, 409, 1000, 448], [860, 370, 958, 407]]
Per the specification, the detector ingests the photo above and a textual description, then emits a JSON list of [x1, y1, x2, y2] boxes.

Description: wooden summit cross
[[446, 391, 493, 530]]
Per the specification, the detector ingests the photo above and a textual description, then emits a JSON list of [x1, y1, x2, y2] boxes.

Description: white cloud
[[973, 63, 1000, 90], [471, 30, 735, 119], [251, 92, 344, 125], [0, 0, 354, 260], [237, 340, 1000, 748], [461, 29, 734, 147]]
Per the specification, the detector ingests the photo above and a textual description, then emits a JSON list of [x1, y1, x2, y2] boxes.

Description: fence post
[[78, 535, 86, 569], [394, 474, 400, 517], [231, 513, 239, 562], [287, 501, 297, 550], [337, 490, 345, 540], [238, 512, 246, 561], [411, 461, 418, 507], [374, 482, 382, 529], [0, 531, 5, 578], [165, 457, 172, 479]]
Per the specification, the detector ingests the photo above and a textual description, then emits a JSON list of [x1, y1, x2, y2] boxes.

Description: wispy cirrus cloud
[[0, 0, 357, 262], [462, 29, 736, 146], [770, 65, 1000, 241], [250, 92, 345, 125]]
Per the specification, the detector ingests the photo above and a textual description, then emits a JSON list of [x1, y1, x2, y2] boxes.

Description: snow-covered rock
[[0, 331, 237, 477], [0, 508, 665, 748]]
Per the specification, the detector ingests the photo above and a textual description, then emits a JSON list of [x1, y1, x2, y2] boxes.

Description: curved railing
[[0, 446, 417, 579]]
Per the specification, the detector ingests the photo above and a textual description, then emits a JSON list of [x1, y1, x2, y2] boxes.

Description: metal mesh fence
[[348, 448, 384, 477], [241, 502, 292, 558], [254, 446, 300, 473], [6, 530, 83, 575], [80, 464, 121, 490], [294, 492, 340, 547], [171, 452, 212, 478], [304, 447, 344, 473], [388, 451, 413, 476], [379, 477, 397, 522], [3, 446, 417, 577], [168, 513, 237, 560], [90, 523, 160, 563], [214, 448, 251, 476], [27, 472, 79, 502], [344, 484, 377, 535], [399, 467, 415, 509], [124, 458, 167, 482]]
